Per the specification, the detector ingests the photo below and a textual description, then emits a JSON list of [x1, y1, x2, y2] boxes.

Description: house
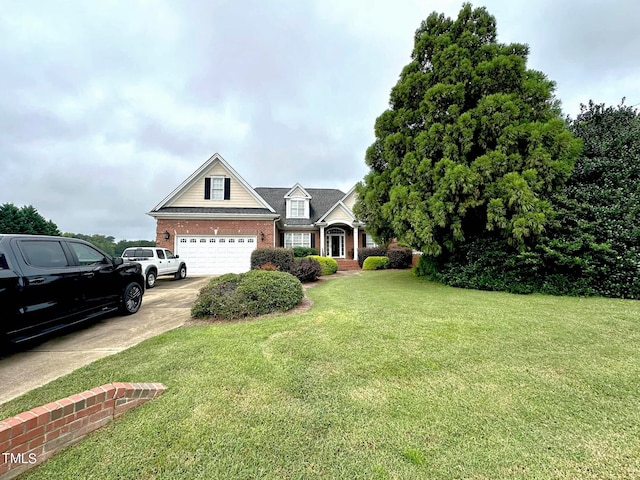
[[148, 153, 377, 275]]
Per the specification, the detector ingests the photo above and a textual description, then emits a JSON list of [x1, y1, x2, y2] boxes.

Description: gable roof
[[284, 183, 312, 199], [149, 153, 275, 215], [317, 185, 360, 224], [255, 187, 345, 226]]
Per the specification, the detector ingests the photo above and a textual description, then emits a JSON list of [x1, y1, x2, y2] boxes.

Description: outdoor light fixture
[[260, 231, 265, 241], [163, 230, 170, 240]]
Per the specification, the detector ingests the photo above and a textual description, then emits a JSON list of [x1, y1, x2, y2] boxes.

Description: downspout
[[273, 217, 279, 247]]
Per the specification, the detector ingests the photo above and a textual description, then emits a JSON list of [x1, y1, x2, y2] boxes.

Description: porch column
[[320, 225, 325, 256], [353, 226, 359, 261]]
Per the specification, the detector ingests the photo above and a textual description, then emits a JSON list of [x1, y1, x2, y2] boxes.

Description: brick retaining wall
[[0, 382, 166, 480]]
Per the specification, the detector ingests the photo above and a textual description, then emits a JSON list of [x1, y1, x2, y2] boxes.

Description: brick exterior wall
[[155, 219, 276, 251], [0, 383, 166, 480]]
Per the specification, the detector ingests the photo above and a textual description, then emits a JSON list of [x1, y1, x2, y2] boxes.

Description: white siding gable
[[170, 162, 263, 208]]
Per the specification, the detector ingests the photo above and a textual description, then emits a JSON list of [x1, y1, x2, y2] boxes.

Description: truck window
[[68, 242, 108, 266], [19, 241, 69, 268], [123, 249, 153, 258], [156, 249, 165, 259], [165, 250, 175, 259]]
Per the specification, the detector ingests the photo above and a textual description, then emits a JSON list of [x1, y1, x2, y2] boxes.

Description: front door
[[325, 228, 345, 258]]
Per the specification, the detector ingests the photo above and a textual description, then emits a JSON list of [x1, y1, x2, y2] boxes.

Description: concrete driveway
[[0, 276, 210, 405]]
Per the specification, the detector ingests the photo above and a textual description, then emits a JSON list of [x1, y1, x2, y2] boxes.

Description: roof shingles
[[255, 188, 345, 225]]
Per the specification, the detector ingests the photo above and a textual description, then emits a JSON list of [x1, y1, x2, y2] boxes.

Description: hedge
[[191, 270, 303, 320], [290, 257, 322, 282], [293, 247, 319, 258], [250, 248, 295, 272], [307, 255, 338, 275], [358, 246, 413, 269], [363, 256, 389, 270], [357, 247, 387, 268]]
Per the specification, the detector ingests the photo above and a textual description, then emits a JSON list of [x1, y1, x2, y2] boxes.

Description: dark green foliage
[[354, 3, 581, 256], [386, 247, 414, 269], [363, 256, 389, 270], [292, 247, 319, 258], [417, 100, 640, 299], [62, 233, 155, 256], [0, 203, 60, 236], [357, 247, 387, 267], [191, 270, 303, 320], [114, 239, 156, 256], [250, 248, 295, 272], [308, 255, 338, 275], [290, 257, 322, 282]]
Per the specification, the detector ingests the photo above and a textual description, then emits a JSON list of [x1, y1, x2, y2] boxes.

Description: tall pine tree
[[354, 3, 581, 256]]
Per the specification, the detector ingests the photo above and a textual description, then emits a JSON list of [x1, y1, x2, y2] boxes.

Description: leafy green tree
[[354, 3, 581, 256], [114, 239, 155, 256], [63, 233, 117, 255], [0, 203, 60, 235], [420, 101, 640, 299], [62, 235, 155, 256], [554, 100, 640, 298]]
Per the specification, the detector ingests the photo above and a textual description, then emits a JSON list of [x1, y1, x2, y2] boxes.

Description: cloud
[[1, 0, 639, 239]]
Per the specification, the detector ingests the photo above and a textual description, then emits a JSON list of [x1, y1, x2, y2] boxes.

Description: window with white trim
[[285, 232, 311, 248], [290, 200, 305, 217], [211, 176, 224, 200], [364, 234, 378, 248]]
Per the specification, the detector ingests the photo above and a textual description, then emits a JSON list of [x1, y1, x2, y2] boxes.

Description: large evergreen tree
[[354, 3, 581, 256], [0, 203, 60, 235]]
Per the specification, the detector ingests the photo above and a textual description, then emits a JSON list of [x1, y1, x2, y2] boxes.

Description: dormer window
[[290, 199, 305, 217], [284, 183, 311, 219], [286, 198, 309, 218]]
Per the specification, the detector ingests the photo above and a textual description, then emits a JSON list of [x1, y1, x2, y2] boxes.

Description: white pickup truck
[[121, 247, 187, 289]]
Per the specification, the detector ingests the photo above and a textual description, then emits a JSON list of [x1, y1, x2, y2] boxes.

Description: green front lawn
[[4, 270, 640, 479]]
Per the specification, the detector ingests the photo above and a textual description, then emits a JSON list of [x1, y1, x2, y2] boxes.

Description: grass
[[3, 270, 640, 479]]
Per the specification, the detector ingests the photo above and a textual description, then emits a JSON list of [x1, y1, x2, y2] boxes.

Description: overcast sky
[[2, 0, 639, 240]]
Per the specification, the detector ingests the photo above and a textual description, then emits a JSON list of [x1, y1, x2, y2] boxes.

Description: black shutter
[[310, 233, 316, 248], [362, 233, 367, 246], [204, 178, 211, 199], [280, 232, 285, 247], [224, 178, 231, 200]]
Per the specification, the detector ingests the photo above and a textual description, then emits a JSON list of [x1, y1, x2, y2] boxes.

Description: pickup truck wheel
[[120, 282, 143, 315], [145, 270, 157, 289], [174, 264, 187, 280]]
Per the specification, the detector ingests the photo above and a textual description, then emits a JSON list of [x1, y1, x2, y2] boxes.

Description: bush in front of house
[[250, 248, 295, 272], [357, 247, 387, 268], [308, 255, 338, 275], [292, 247, 319, 258], [191, 270, 303, 320], [290, 257, 322, 282], [386, 247, 413, 269], [363, 256, 389, 270]]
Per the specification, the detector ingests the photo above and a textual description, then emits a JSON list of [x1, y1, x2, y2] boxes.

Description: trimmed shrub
[[258, 262, 279, 271], [191, 270, 303, 320], [290, 257, 322, 282], [308, 255, 338, 275], [250, 248, 294, 273], [357, 247, 387, 267], [386, 247, 413, 269], [293, 247, 319, 258], [363, 256, 389, 270]]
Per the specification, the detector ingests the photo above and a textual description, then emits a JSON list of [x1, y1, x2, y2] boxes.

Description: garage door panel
[[176, 236, 257, 275]]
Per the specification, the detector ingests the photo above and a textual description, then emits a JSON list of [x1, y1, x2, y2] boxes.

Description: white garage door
[[175, 236, 257, 275]]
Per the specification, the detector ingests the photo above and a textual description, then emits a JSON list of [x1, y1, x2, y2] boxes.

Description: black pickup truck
[[0, 234, 145, 346]]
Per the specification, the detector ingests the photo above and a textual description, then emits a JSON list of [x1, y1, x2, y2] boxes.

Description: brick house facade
[[148, 153, 374, 275]]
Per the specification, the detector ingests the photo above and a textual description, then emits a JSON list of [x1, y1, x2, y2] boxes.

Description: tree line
[[354, 3, 639, 299], [0, 203, 154, 256]]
